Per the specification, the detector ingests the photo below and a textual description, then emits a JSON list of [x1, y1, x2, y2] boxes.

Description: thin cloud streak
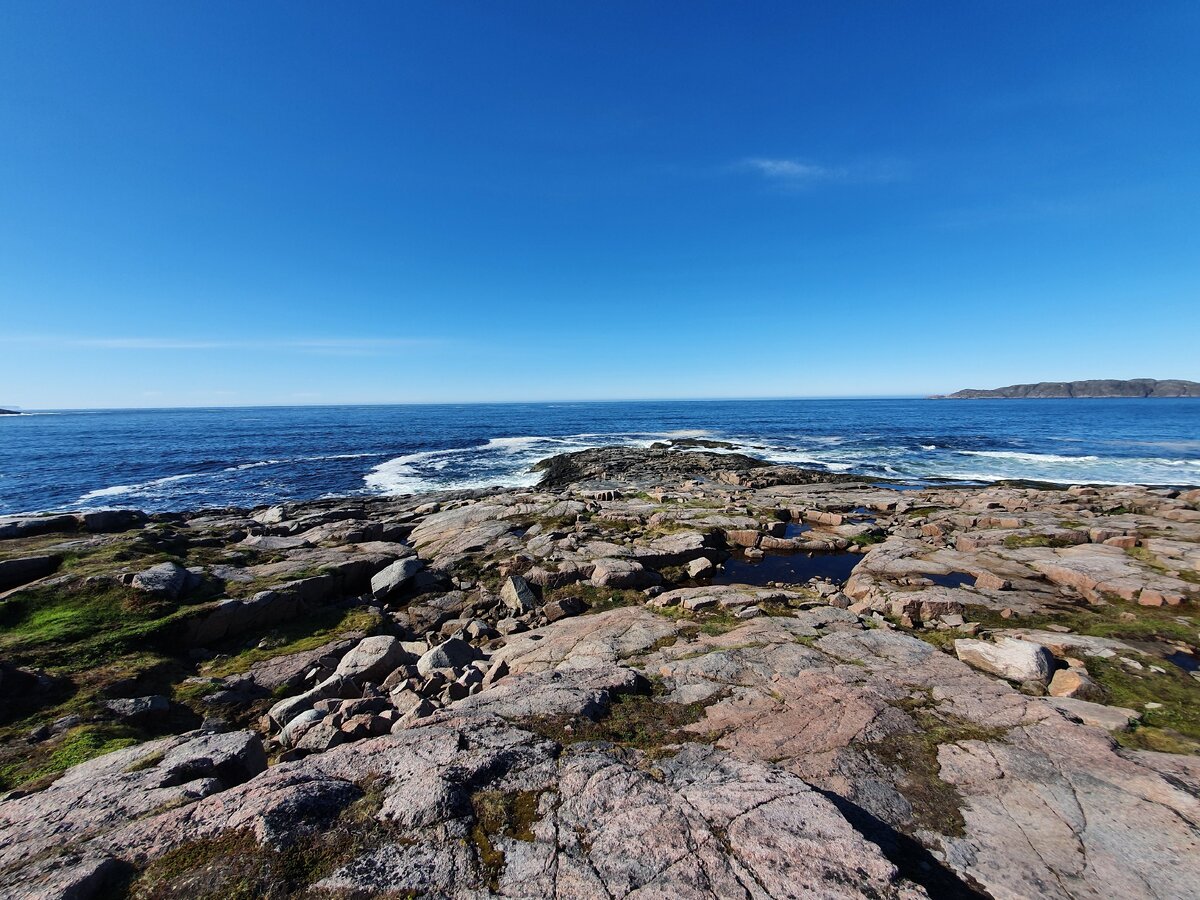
[[739, 156, 908, 186], [743, 158, 847, 181]]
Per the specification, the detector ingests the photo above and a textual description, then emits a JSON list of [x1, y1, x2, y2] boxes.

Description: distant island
[[933, 378, 1200, 399], [0, 408, 22, 415]]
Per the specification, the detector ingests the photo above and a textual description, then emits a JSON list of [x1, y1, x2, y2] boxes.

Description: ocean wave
[[365, 431, 703, 495], [299, 452, 386, 461], [79, 472, 207, 502], [958, 450, 1101, 463], [224, 460, 283, 471]]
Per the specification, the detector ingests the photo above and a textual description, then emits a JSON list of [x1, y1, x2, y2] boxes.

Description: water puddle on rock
[[712, 551, 861, 587], [925, 571, 975, 589], [783, 522, 812, 538], [1166, 651, 1199, 674]]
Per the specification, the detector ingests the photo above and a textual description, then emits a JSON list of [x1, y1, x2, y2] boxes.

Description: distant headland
[[933, 378, 1200, 399], [0, 408, 22, 415]]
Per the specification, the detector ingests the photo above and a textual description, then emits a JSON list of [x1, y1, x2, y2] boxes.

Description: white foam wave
[[79, 472, 206, 502], [299, 452, 385, 461], [225, 460, 283, 471], [958, 450, 1101, 463], [365, 431, 700, 495]]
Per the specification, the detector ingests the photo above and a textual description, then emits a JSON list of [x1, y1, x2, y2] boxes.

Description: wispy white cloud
[[739, 156, 907, 187], [742, 158, 847, 181], [0, 335, 443, 355]]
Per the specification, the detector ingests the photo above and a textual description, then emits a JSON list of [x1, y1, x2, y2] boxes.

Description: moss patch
[[544, 582, 644, 615], [0, 724, 141, 790], [1002, 533, 1077, 549], [967, 600, 1199, 647], [868, 700, 1008, 837], [515, 679, 722, 754], [469, 789, 545, 889], [1084, 656, 1200, 753], [850, 532, 885, 547], [199, 606, 379, 679], [123, 777, 394, 898]]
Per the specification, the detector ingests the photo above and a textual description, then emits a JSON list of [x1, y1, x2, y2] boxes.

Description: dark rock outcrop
[[534, 445, 861, 489]]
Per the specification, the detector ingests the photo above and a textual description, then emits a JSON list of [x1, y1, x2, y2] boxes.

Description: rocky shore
[[1, 447, 1199, 898]]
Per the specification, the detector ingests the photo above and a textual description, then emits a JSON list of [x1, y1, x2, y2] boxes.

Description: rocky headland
[[934, 378, 1200, 399], [1, 447, 1200, 898]]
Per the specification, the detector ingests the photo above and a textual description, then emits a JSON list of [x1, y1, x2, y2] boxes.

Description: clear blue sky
[[2, 2, 1198, 408]]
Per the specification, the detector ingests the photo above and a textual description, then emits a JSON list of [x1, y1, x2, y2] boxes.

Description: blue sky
[[2, 1, 1198, 408]]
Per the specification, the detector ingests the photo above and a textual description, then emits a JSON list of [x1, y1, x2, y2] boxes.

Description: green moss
[[124, 749, 167, 772], [124, 777, 396, 898], [56, 534, 176, 579], [544, 582, 644, 615], [515, 679, 722, 754], [868, 701, 1008, 837], [469, 789, 545, 888], [1002, 533, 1078, 549], [0, 724, 141, 790], [913, 629, 961, 652], [199, 606, 379, 679], [849, 532, 885, 547], [0, 582, 194, 673], [650, 604, 741, 635], [966, 600, 1199, 646], [1085, 656, 1200, 750]]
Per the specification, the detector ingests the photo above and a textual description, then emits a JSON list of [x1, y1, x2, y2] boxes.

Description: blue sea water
[[1, 399, 1197, 515]]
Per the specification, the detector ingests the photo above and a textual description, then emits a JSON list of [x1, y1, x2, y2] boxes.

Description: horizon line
[[5, 394, 939, 412]]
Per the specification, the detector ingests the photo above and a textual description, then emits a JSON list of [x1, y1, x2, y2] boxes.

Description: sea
[[1, 399, 1198, 515]]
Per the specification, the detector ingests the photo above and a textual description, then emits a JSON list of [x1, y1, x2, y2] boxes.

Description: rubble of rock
[[1, 448, 1198, 898]]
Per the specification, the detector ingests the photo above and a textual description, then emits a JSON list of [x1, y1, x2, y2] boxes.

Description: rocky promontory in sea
[[2, 447, 1200, 898], [0, 409, 22, 416], [934, 378, 1200, 399]]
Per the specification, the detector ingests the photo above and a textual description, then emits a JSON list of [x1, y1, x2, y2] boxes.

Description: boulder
[[78, 509, 148, 533], [543, 596, 587, 623], [973, 571, 1011, 591], [370, 557, 424, 599], [103, 695, 169, 720], [278, 709, 324, 748], [954, 637, 1055, 685], [500, 575, 537, 612], [131, 561, 190, 598], [0, 555, 60, 590], [334, 635, 410, 683], [416, 638, 478, 677], [1044, 697, 1141, 731], [1047, 668, 1103, 701], [589, 557, 661, 589]]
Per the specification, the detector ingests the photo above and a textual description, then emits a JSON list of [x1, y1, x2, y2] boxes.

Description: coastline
[[2, 446, 1199, 896]]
